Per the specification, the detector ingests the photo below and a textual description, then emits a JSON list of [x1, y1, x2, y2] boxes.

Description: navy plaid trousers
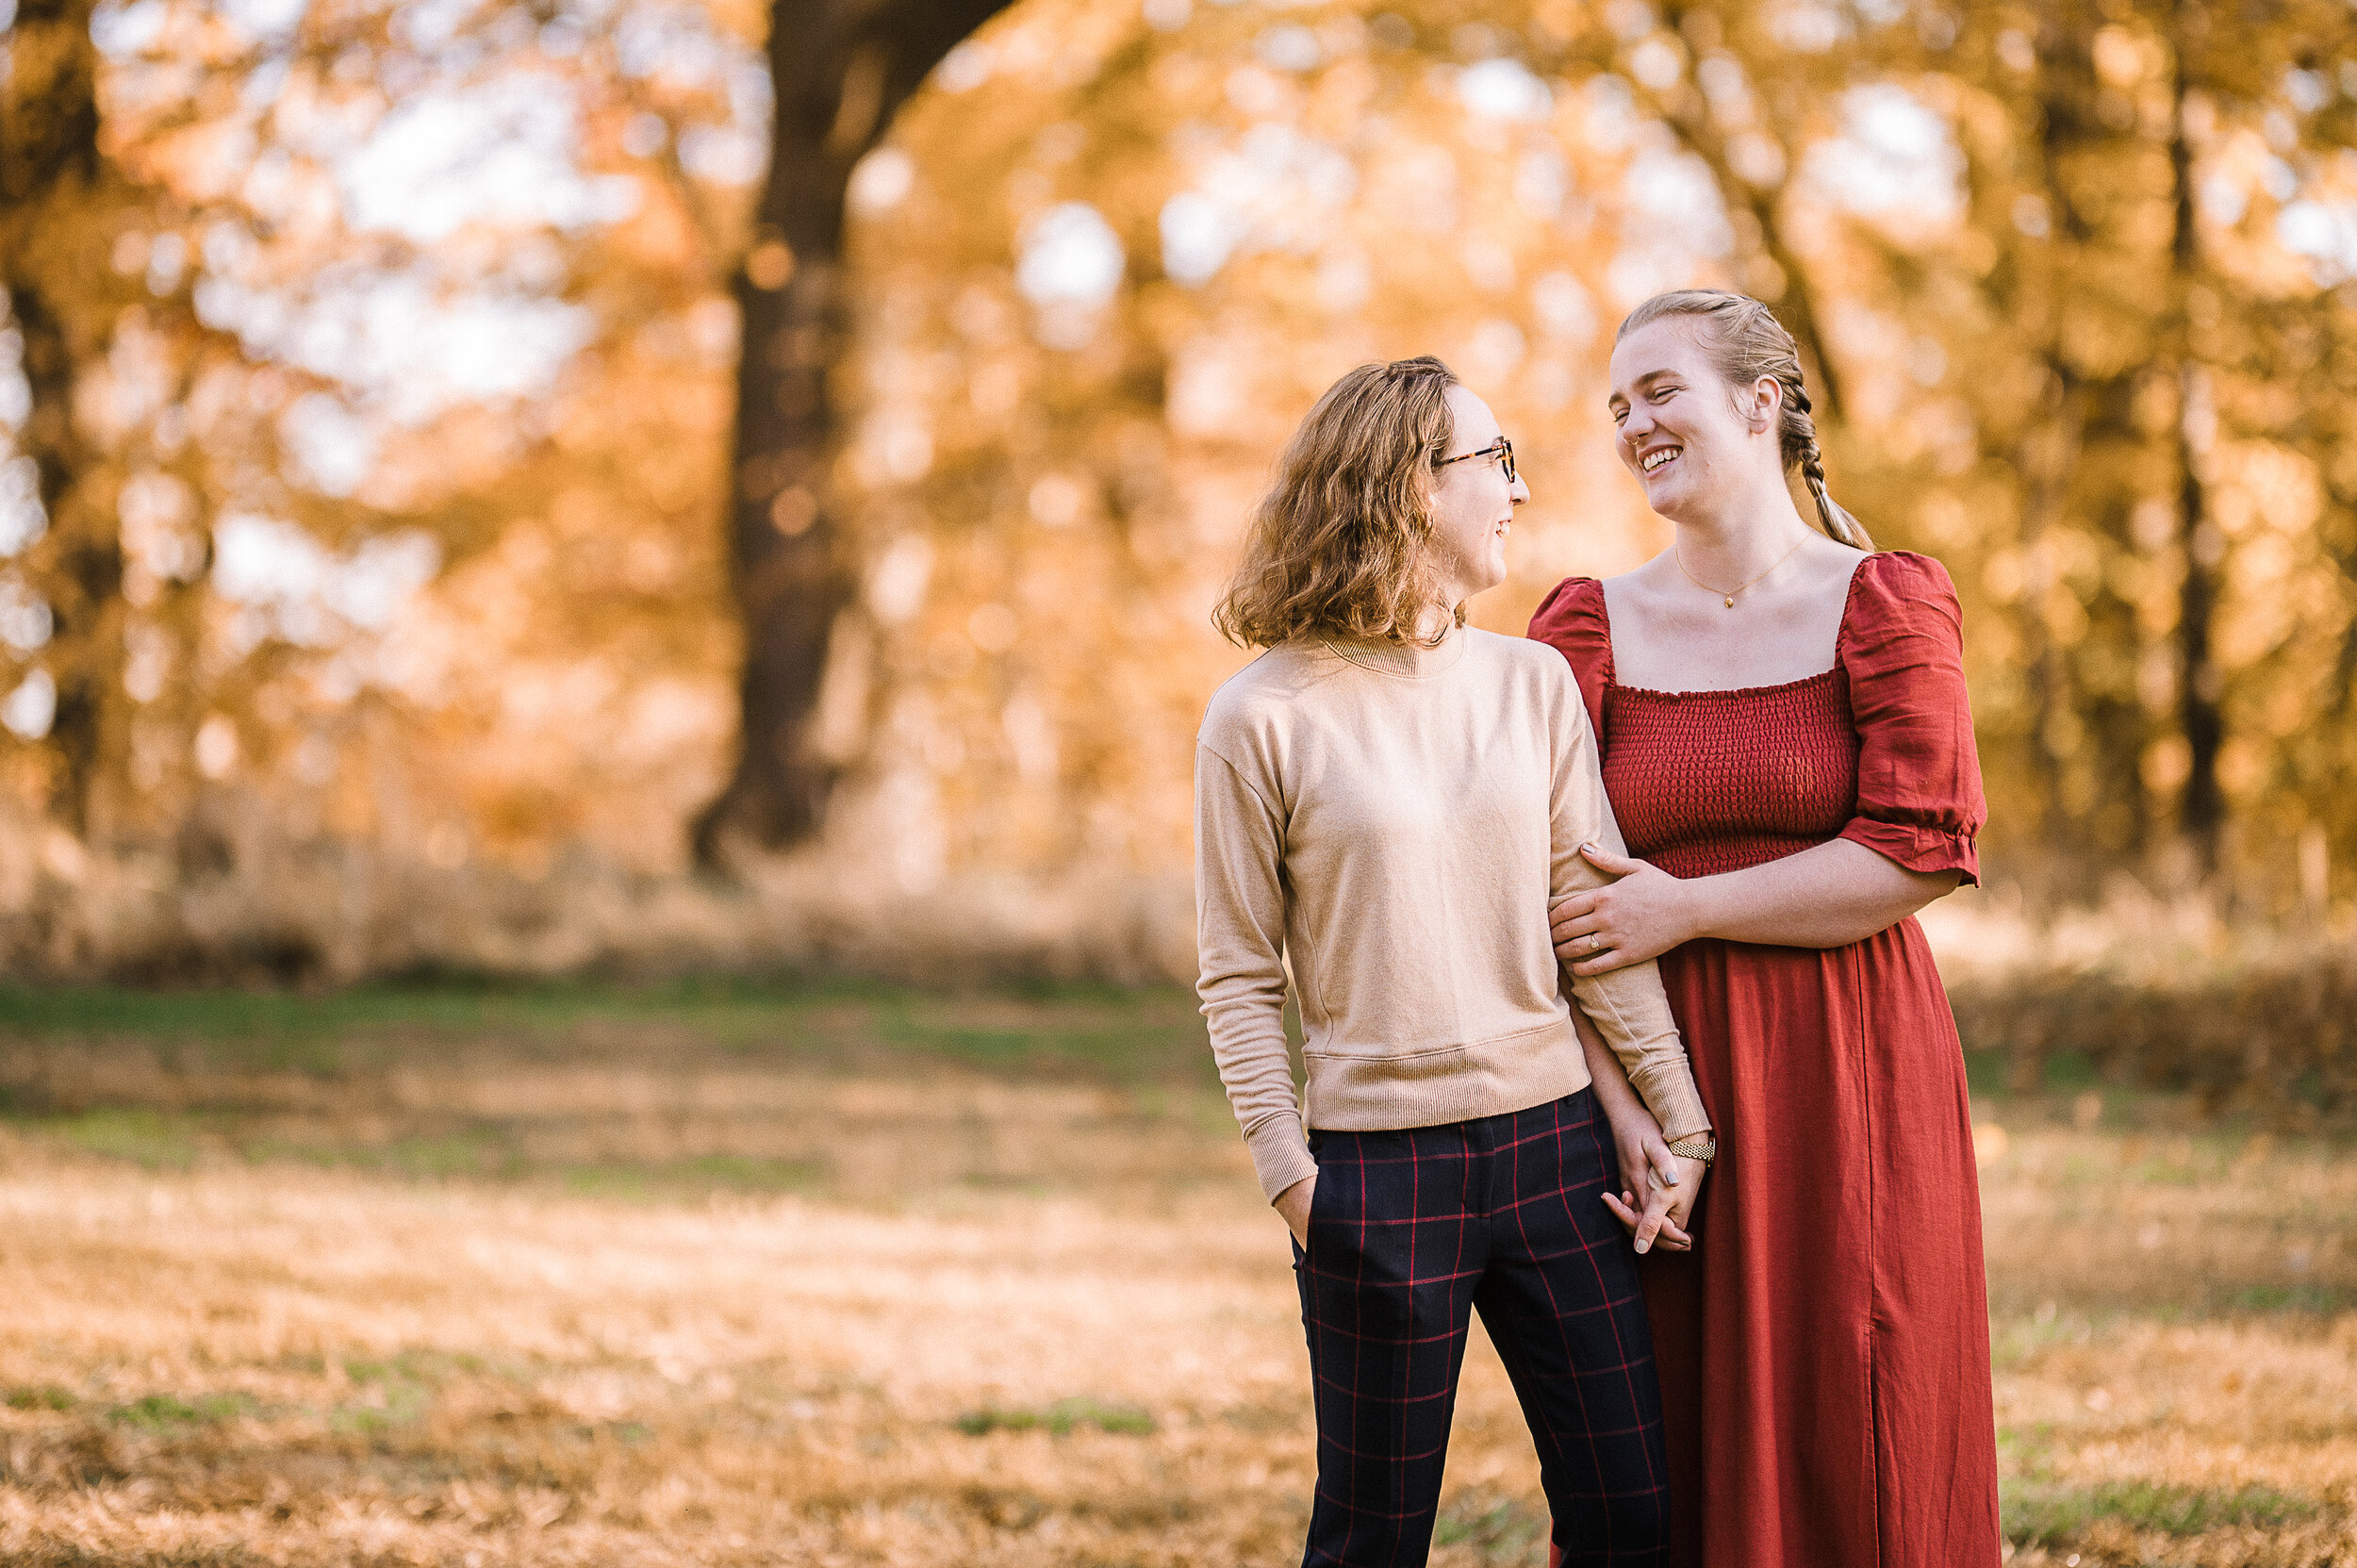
[[1292, 1088, 1669, 1568]]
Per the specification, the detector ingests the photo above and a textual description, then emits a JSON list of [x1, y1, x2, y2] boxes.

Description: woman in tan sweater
[[1195, 355, 1714, 1568]]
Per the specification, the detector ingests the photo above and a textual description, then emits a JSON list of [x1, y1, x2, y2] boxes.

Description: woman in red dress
[[1525, 289, 2001, 1568]]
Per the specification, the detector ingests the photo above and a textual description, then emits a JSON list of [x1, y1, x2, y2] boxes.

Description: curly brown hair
[[1211, 355, 1462, 650]]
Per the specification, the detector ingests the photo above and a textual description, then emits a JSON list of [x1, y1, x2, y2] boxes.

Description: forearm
[[1566, 958, 1709, 1141], [1573, 1002, 1648, 1124], [1205, 992, 1313, 1200], [1195, 742, 1312, 1202], [1679, 838, 1959, 949]]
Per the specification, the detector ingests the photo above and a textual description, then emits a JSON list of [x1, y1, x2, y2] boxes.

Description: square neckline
[[1596, 552, 1874, 700]]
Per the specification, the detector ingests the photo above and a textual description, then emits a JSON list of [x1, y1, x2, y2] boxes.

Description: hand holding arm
[[1553, 837, 1960, 977]]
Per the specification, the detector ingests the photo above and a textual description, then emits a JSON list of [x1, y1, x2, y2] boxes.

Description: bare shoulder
[[1606, 553, 1679, 595], [1797, 535, 1871, 603], [1595, 553, 1681, 631]]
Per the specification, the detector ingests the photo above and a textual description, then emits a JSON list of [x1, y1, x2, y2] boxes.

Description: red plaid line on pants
[[1292, 1088, 1669, 1568]]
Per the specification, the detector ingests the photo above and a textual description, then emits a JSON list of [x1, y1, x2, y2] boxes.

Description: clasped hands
[[1601, 1114, 1705, 1254]]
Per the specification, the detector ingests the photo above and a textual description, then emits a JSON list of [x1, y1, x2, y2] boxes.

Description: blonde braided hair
[[1617, 289, 1872, 550]]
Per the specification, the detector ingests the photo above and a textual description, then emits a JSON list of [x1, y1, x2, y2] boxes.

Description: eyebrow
[[1606, 369, 1682, 408]]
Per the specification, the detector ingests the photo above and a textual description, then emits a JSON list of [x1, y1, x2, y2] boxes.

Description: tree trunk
[[0, 0, 120, 835], [2167, 13, 2224, 870], [693, 0, 1014, 864]]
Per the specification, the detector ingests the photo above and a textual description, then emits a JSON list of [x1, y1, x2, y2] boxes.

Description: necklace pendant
[[1724, 595, 1735, 608]]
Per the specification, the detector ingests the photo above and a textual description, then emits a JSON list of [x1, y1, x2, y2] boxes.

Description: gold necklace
[[1675, 536, 1806, 608]]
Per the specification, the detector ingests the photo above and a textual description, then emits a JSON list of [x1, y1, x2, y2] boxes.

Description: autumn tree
[[0, 0, 124, 834], [693, 0, 1018, 861]]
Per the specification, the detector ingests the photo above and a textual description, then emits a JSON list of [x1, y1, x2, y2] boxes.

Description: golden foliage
[[4, 0, 2357, 974]]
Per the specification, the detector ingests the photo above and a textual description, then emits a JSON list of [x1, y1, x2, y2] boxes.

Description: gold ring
[[1588, 935, 1601, 952]]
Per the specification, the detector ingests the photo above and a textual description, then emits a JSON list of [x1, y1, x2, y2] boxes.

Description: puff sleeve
[[1525, 576, 1612, 747], [1836, 552, 1986, 885]]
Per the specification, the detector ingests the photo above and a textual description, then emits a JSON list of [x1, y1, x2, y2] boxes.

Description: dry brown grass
[[0, 987, 2351, 1566]]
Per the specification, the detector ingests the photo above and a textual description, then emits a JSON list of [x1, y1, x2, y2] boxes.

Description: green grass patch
[[326, 1350, 483, 1433], [341, 1349, 480, 1386], [1989, 1309, 2110, 1369], [329, 1385, 432, 1433], [1432, 1494, 1549, 1556], [2226, 1282, 2349, 1313], [107, 1392, 255, 1429], [2003, 1479, 2316, 1542], [954, 1396, 1155, 1437], [245, 1128, 525, 1180], [2122, 1155, 2211, 1185], [2038, 1050, 2102, 1091], [5, 1385, 76, 1411], [53, 1108, 203, 1169], [0, 977, 1215, 1081], [561, 1154, 828, 1198]]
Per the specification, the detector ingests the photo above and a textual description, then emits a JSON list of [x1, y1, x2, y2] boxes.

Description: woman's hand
[[1594, 1102, 1697, 1254], [1604, 1155, 1706, 1252], [1275, 1173, 1315, 1246], [1552, 843, 1701, 976]]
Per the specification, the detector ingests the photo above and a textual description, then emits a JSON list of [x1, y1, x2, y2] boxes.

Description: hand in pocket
[[1276, 1172, 1316, 1247]]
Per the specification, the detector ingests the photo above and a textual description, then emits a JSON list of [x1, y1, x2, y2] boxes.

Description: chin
[[1640, 477, 1691, 519]]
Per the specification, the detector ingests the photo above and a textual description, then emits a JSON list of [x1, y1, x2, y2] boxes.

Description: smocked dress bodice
[[1603, 672, 1857, 881]]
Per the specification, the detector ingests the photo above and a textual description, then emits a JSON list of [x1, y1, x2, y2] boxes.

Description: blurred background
[[3, 0, 2353, 985], [4, 5, 2356, 1563]]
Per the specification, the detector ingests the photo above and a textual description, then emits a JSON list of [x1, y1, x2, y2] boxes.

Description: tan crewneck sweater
[[1195, 627, 1709, 1201]]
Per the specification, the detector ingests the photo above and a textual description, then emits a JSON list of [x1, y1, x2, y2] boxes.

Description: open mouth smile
[[1640, 445, 1681, 473]]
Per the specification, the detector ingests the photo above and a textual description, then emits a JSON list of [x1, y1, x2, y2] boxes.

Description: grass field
[[0, 980, 2351, 1566]]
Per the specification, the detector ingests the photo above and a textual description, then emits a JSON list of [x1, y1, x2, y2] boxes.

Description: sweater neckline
[[1316, 628, 1470, 679]]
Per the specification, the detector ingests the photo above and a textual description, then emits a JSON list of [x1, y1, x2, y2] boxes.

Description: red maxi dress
[[1526, 551, 2001, 1568]]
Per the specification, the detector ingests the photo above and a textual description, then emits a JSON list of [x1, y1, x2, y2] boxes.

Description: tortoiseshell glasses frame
[[1434, 437, 1516, 484]]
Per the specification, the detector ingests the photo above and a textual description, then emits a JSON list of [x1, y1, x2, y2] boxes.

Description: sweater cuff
[[1630, 1065, 1711, 1147], [1246, 1114, 1318, 1203]]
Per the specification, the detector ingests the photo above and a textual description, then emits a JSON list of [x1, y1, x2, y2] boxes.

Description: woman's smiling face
[[1607, 318, 1769, 520], [1428, 383, 1529, 603]]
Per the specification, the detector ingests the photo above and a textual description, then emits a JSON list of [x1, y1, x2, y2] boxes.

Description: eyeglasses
[[1436, 437, 1516, 484]]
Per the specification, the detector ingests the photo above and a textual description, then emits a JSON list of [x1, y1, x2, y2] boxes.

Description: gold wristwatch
[[1667, 1131, 1717, 1164]]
